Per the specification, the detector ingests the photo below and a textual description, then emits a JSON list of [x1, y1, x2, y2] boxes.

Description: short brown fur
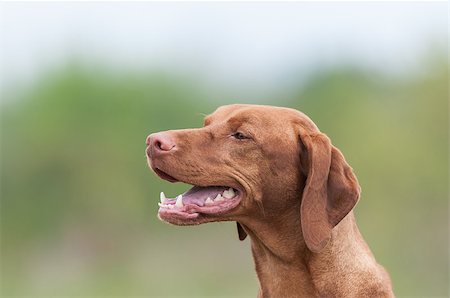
[[147, 104, 394, 297]]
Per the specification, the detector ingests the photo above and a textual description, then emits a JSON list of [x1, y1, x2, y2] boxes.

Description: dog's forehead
[[205, 104, 318, 133], [207, 104, 291, 123]]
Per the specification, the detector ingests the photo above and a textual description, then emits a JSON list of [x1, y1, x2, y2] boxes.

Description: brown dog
[[146, 104, 394, 297]]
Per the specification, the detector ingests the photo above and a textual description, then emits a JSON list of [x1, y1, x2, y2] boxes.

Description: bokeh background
[[1, 2, 448, 297]]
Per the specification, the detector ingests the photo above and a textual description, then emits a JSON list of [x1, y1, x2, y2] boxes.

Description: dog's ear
[[298, 129, 360, 253], [236, 222, 247, 241]]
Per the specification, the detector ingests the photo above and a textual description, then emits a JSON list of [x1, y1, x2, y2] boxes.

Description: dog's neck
[[241, 209, 378, 297]]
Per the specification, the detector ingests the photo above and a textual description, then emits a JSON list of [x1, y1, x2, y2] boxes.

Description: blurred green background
[[1, 2, 448, 298]]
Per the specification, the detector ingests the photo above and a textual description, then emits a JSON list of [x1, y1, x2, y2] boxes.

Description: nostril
[[151, 133, 176, 152], [156, 140, 163, 150], [158, 141, 175, 151]]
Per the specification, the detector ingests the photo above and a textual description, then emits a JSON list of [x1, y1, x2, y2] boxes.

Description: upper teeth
[[223, 188, 235, 199], [175, 195, 183, 207]]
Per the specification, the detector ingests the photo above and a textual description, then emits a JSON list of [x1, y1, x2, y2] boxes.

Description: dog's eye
[[232, 132, 249, 140]]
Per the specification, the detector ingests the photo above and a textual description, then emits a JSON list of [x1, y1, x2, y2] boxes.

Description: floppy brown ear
[[236, 222, 247, 241], [299, 130, 360, 253]]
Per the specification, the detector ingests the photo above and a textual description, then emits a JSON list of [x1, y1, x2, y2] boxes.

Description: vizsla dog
[[146, 104, 394, 297]]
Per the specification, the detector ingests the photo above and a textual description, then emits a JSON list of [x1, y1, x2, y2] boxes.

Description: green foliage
[[1, 55, 448, 297]]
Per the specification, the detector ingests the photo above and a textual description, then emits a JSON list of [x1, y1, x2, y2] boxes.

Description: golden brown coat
[[147, 104, 394, 297]]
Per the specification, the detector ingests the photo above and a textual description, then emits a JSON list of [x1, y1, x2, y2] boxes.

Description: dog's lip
[[153, 167, 179, 183], [156, 185, 243, 224], [149, 165, 244, 224], [151, 165, 244, 196], [157, 189, 242, 225]]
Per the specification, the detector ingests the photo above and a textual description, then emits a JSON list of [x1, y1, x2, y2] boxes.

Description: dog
[[146, 104, 394, 297]]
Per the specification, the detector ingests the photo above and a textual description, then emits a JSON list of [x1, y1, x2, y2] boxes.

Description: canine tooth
[[168, 205, 174, 209], [160, 192, 167, 203], [175, 195, 183, 207], [215, 194, 224, 201], [205, 197, 213, 205], [223, 188, 235, 199]]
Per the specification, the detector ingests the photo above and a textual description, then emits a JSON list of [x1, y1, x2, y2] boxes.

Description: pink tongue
[[182, 186, 228, 207]]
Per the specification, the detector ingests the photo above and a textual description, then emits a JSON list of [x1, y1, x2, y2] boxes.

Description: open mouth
[[153, 168, 241, 225], [158, 186, 241, 223]]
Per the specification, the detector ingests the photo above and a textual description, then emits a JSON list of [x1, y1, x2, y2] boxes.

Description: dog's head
[[146, 104, 360, 252]]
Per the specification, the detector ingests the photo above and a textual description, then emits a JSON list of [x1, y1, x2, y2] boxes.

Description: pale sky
[[0, 2, 447, 95]]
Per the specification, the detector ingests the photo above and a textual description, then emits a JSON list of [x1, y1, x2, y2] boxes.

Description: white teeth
[[223, 188, 235, 199], [175, 195, 183, 208], [160, 192, 167, 203], [158, 203, 171, 208], [205, 197, 213, 206], [215, 193, 224, 202]]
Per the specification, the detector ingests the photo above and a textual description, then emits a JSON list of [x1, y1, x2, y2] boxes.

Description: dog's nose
[[146, 132, 176, 157]]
